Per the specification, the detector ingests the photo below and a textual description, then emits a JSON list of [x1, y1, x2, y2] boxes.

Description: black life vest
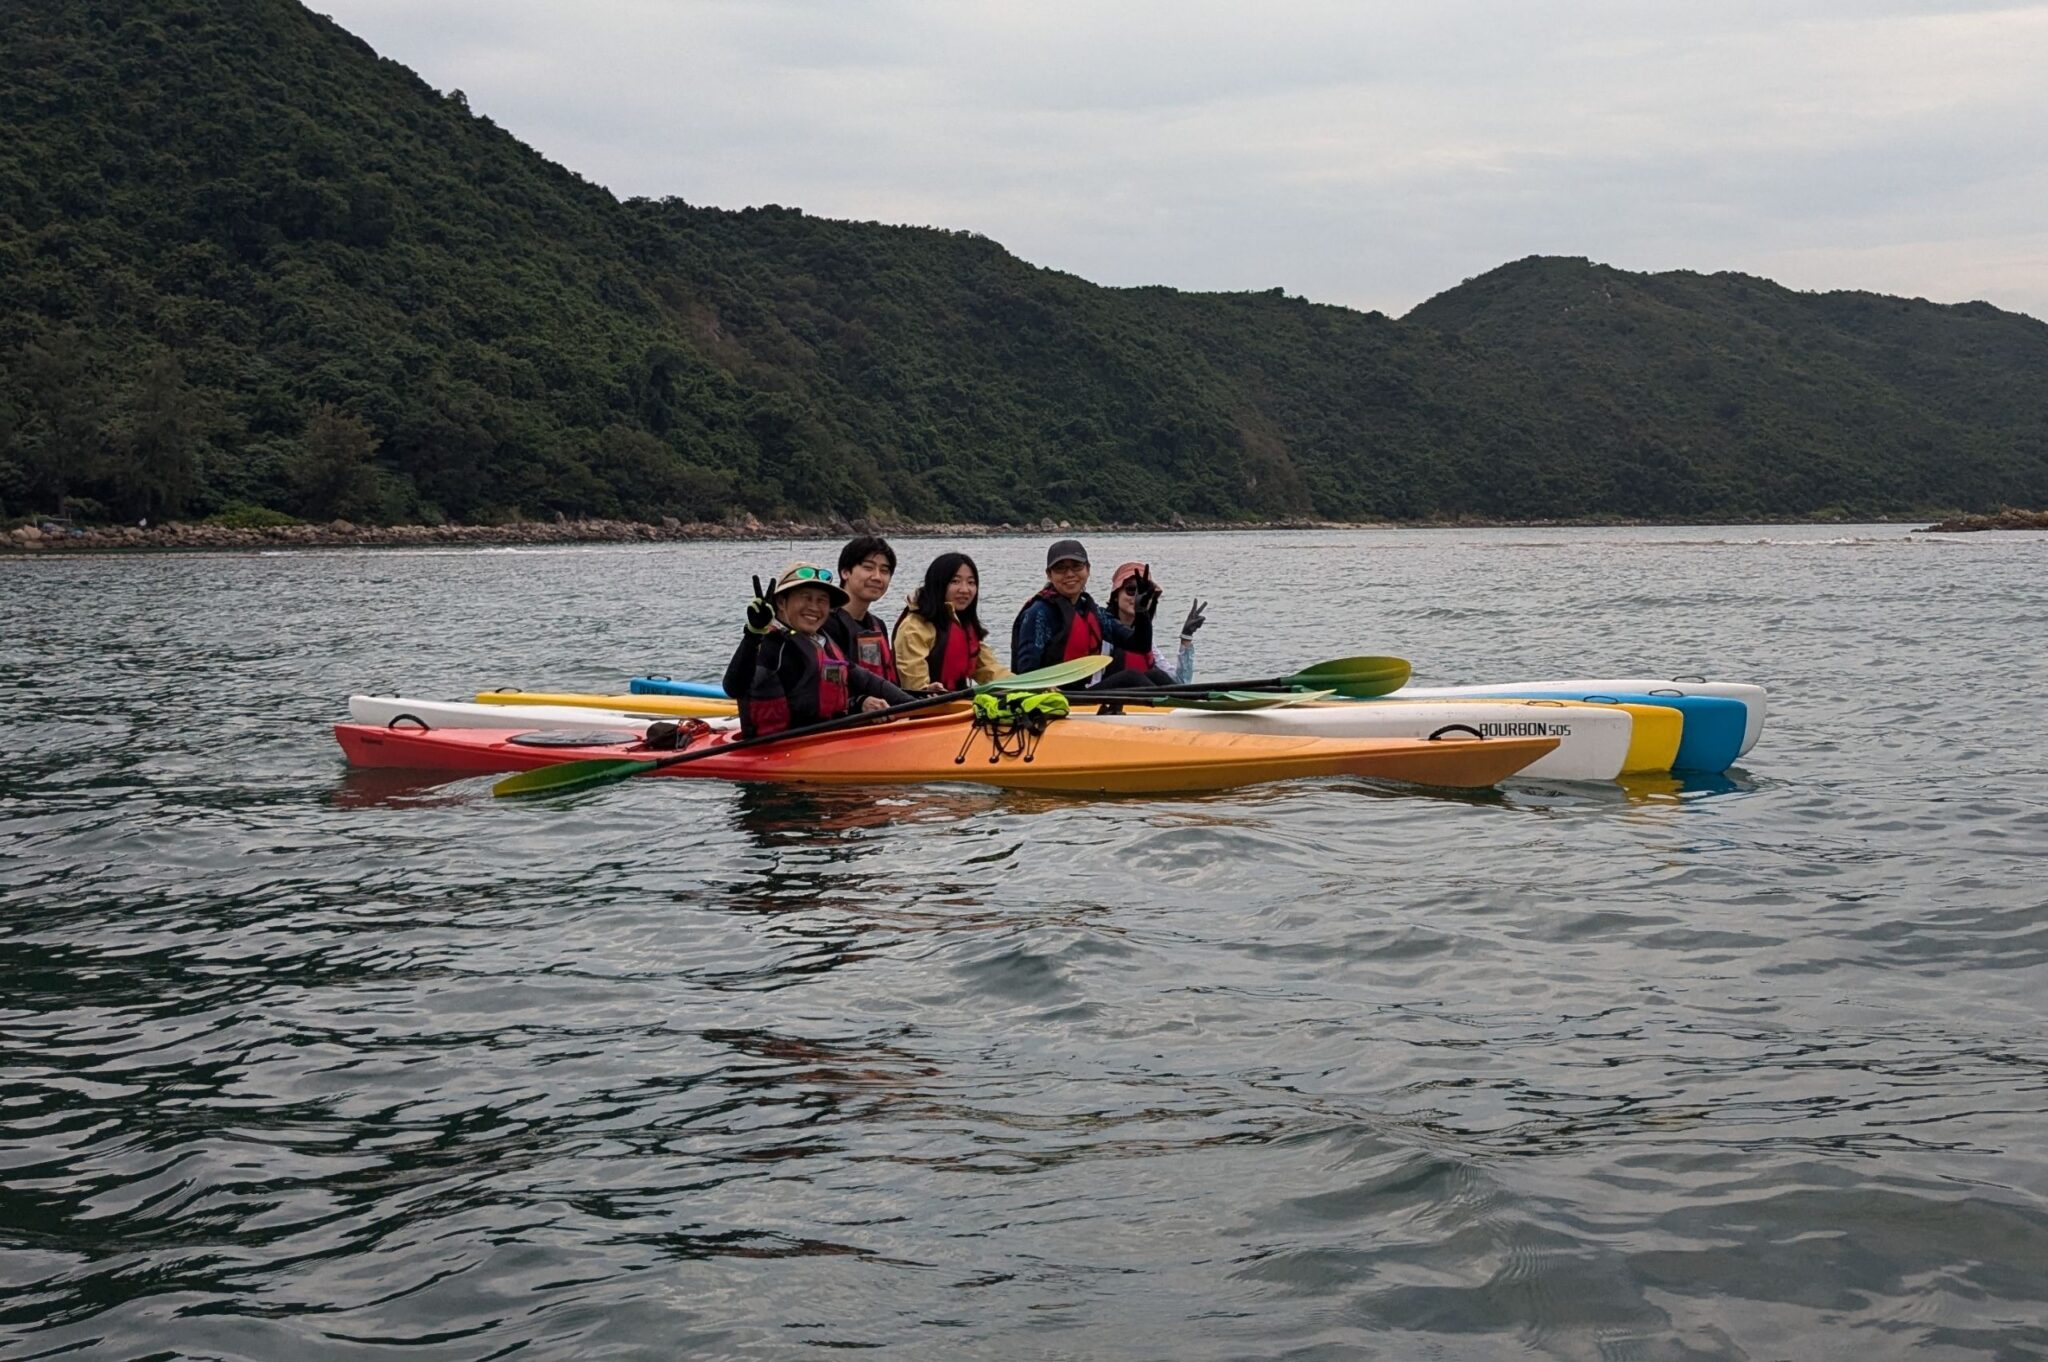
[[830, 608, 899, 686]]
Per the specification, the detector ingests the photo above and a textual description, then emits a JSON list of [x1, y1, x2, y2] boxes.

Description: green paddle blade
[[985, 655, 1113, 690], [492, 757, 657, 798], [1291, 656, 1410, 698]]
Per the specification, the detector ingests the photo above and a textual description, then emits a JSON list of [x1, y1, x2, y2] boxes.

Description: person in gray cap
[[1010, 539, 1158, 680]]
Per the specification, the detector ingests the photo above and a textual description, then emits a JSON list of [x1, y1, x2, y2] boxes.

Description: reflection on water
[[726, 781, 994, 841], [4, 525, 2046, 1361], [329, 765, 492, 808]]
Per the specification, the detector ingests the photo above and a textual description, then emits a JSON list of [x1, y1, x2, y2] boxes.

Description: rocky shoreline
[[1, 509, 1993, 555], [1917, 508, 2048, 532], [0, 513, 1315, 555]]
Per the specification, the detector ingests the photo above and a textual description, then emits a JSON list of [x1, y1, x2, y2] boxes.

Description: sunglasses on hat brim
[[773, 567, 839, 594]]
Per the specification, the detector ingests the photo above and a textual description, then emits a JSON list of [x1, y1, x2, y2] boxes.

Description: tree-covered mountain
[[3, 0, 2044, 528]]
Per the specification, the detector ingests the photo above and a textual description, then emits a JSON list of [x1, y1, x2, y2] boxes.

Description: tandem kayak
[[333, 715, 1559, 794], [371, 694, 1653, 782], [460, 692, 1679, 774]]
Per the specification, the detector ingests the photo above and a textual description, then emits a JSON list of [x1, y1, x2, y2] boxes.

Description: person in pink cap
[[1103, 561, 1204, 686]]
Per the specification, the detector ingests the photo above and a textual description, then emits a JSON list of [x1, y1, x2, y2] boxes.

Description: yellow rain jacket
[[892, 592, 1009, 690]]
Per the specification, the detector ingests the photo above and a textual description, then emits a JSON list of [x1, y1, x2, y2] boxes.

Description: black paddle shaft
[[636, 684, 973, 774]]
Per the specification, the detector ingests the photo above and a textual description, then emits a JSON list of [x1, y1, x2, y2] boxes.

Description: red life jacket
[[813, 636, 851, 719], [932, 613, 981, 690], [1109, 639, 1154, 675], [1062, 606, 1106, 662], [746, 633, 852, 737], [1013, 586, 1105, 665]]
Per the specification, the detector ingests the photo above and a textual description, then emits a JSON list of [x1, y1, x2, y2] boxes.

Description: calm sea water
[[3, 525, 2045, 1361]]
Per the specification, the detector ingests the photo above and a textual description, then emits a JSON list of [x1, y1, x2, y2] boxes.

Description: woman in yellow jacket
[[893, 551, 1010, 692]]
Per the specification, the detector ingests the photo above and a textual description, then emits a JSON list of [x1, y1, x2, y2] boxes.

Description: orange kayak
[[334, 713, 1556, 794]]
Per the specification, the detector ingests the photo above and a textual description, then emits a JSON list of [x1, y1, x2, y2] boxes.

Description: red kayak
[[333, 713, 1557, 794]]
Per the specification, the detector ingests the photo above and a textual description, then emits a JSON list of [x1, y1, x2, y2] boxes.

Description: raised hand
[[1180, 597, 1207, 640], [747, 575, 776, 634], [1132, 565, 1161, 618]]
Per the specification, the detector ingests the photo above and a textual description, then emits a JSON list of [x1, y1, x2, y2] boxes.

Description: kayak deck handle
[[386, 713, 431, 731], [1670, 674, 1708, 682], [1427, 723, 1485, 742]]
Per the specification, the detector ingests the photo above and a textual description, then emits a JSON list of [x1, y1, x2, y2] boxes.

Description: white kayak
[[1385, 678, 1766, 756], [1088, 698, 1636, 782], [350, 695, 736, 736]]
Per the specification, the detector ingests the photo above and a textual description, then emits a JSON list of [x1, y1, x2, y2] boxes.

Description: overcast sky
[[316, 1, 2048, 321]]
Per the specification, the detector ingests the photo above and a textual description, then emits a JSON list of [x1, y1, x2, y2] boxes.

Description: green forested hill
[[1407, 259, 2048, 517], [3, 0, 2044, 528]]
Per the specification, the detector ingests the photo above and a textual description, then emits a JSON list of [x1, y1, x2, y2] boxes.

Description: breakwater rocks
[[2, 512, 1284, 555], [1918, 508, 2048, 532]]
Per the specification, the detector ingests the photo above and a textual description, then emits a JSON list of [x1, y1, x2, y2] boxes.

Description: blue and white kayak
[[630, 676, 728, 699], [1373, 681, 1758, 772], [1389, 679, 1763, 756]]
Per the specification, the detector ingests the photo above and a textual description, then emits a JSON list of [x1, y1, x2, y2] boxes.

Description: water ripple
[[4, 526, 2046, 1359]]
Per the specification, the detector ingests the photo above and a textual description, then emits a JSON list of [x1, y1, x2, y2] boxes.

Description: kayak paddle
[[491, 654, 1112, 798], [1123, 655, 1411, 699], [1087, 688, 1337, 711]]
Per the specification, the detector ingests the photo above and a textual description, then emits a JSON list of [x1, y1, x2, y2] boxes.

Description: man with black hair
[[821, 535, 902, 686]]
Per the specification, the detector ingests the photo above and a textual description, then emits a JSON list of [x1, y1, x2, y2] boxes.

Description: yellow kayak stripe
[[474, 690, 738, 718], [1610, 702, 1682, 774]]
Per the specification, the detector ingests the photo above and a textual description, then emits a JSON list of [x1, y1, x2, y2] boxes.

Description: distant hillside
[[3, 0, 2044, 528], [1407, 259, 2048, 517]]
